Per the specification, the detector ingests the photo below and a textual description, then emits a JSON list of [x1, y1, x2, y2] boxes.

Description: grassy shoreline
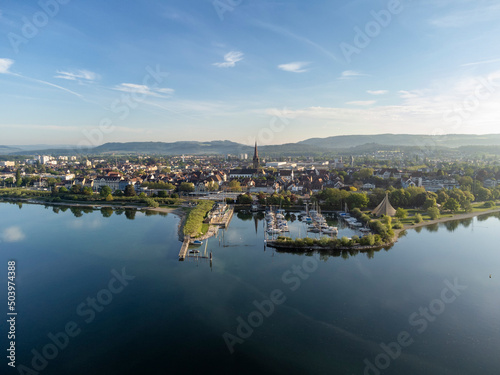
[[182, 200, 214, 238], [399, 206, 500, 231]]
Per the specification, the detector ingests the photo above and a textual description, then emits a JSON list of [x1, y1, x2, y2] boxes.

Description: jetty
[[179, 236, 191, 260]]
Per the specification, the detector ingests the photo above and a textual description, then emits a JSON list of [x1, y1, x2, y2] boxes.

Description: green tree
[[237, 194, 253, 204], [157, 190, 169, 198], [207, 181, 218, 191], [443, 198, 460, 213], [100, 186, 112, 197], [82, 186, 93, 196], [437, 190, 449, 204], [70, 184, 82, 194], [144, 198, 159, 208], [462, 200, 473, 213], [178, 182, 195, 192], [476, 187, 492, 202], [228, 180, 242, 192], [395, 207, 408, 219], [422, 198, 437, 210], [345, 192, 369, 209], [15, 169, 21, 187], [124, 184, 136, 197], [427, 207, 440, 220], [113, 189, 124, 197]]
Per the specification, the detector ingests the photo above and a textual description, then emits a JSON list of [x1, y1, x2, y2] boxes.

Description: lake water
[[1, 202, 499, 375]]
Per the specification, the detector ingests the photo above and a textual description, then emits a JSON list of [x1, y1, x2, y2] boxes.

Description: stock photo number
[[7, 260, 17, 368]]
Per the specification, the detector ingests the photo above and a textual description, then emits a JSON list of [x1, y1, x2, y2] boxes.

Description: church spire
[[252, 141, 259, 169]]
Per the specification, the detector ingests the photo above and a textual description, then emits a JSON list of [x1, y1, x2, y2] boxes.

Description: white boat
[[267, 228, 281, 234], [276, 213, 285, 220], [322, 226, 338, 234]]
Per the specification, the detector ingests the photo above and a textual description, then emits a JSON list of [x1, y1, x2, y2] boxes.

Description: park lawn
[[183, 200, 214, 237], [200, 223, 210, 235]]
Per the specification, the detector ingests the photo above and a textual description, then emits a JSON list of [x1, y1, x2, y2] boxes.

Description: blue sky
[[1, 0, 500, 146]]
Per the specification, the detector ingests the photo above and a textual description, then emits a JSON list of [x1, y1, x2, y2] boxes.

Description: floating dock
[[210, 207, 234, 228]]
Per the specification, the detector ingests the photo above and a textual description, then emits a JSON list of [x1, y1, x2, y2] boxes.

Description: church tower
[[252, 141, 259, 169]]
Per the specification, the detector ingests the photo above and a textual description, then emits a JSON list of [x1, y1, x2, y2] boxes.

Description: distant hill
[[0, 145, 22, 154], [3, 134, 500, 156], [298, 134, 500, 149], [92, 140, 252, 155]]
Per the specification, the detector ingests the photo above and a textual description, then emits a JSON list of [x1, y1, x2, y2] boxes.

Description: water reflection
[[101, 207, 113, 218], [424, 223, 438, 232], [125, 209, 136, 220], [444, 220, 460, 232]]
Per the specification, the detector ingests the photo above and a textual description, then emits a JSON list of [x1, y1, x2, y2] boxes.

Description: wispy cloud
[[398, 90, 427, 99], [11, 73, 84, 98], [1, 58, 84, 98], [346, 100, 376, 106], [367, 90, 388, 95], [278, 62, 310, 73], [429, 4, 500, 28], [55, 69, 100, 82], [213, 51, 244, 68], [1, 226, 25, 242], [339, 70, 367, 80], [0, 58, 14, 74], [270, 69, 500, 135], [461, 58, 500, 67], [251, 20, 338, 62], [114, 83, 174, 97]]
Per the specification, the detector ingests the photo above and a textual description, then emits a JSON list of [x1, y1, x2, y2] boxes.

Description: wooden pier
[[179, 237, 191, 260]]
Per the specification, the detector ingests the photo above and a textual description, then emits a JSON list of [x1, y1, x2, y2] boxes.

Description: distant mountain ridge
[[4, 134, 500, 156], [298, 134, 500, 149]]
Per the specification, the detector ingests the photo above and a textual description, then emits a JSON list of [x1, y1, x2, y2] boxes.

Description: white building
[[483, 179, 498, 188], [265, 162, 287, 168]]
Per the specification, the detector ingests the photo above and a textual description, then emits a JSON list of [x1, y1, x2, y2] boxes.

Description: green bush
[[392, 222, 404, 229], [340, 236, 351, 247], [427, 207, 440, 220], [360, 234, 375, 246], [360, 214, 371, 223], [395, 207, 408, 219], [414, 213, 423, 224], [144, 198, 159, 208], [483, 201, 495, 208], [351, 208, 362, 218]]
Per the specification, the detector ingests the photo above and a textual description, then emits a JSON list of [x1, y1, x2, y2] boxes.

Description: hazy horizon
[[2, 132, 500, 150]]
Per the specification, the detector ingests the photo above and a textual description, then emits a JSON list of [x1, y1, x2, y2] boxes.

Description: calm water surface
[[1, 202, 499, 375]]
